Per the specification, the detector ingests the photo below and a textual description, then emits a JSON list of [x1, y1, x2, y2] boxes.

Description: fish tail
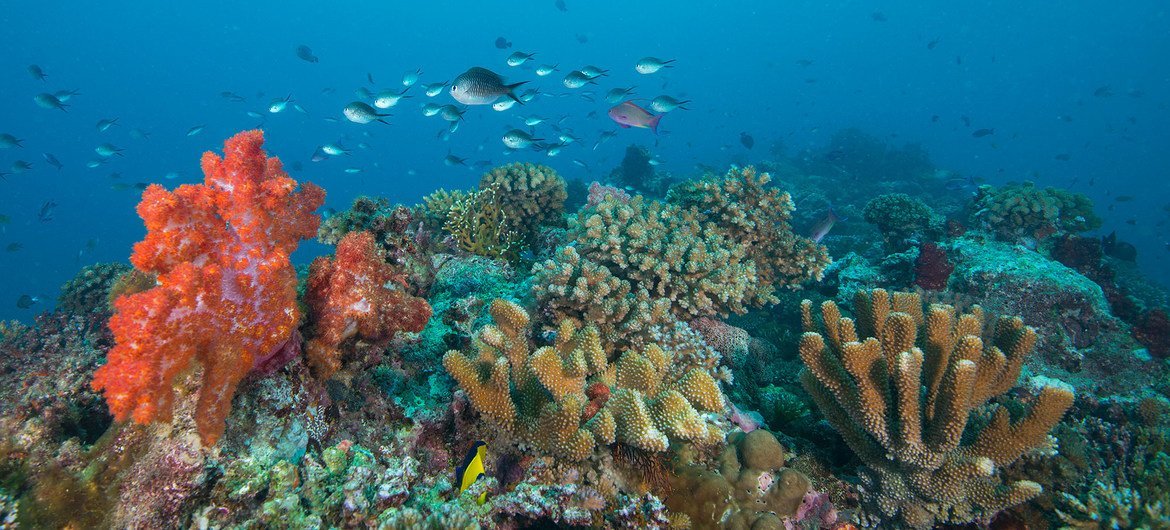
[[678, 100, 692, 110], [664, 59, 677, 67], [506, 81, 528, 105], [648, 113, 663, 135]]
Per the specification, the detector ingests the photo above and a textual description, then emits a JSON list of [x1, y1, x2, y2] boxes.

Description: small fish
[[1115, 195, 1135, 202], [33, 93, 68, 111], [17, 295, 39, 309], [455, 441, 489, 505], [635, 57, 675, 74], [594, 130, 617, 150], [128, 128, 151, 141], [355, 86, 374, 99], [402, 69, 422, 87], [95, 143, 124, 157], [186, 125, 206, 137], [927, 37, 941, 50], [608, 101, 663, 133], [450, 67, 526, 105], [86, 159, 106, 169], [506, 51, 536, 67], [374, 89, 411, 109], [343, 167, 363, 174], [522, 115, 547, 126], [422, 103, 443, 117], [0, 134, 22, 148], [492, 99, 517, 112], [220, 91, 247, 102], [944, 175, 976, 191], [38, 200, 57, 222], [1093, 85, 1112, 97], [579, 65, 608, 78], [310, 149, 328, 162], [575, 33, 588, 44], [572, 159, 589, 170], [502, 129, 543, 149], [535, 64, 558, 76], [809, 206, 842, 243], [557, 132, 580, 144], [295, 44, 319, 63], [971, 128, 995, 138], [546, 144, 564, 157], [423, 82, 449, 97], [53, 89, 81, 102], [28, 64, 47, 81], [444, 154, 468, 167], [321, 144, 351, 156], [42, 153, 63, 170], [931, 115, 940, 123], [494, 36, 512, 49], [245, 111, 264, 119], [1054, 153, 1071, 161], [871, 11, 887, 21], [605, 86, 637, 104], [96, 118, 119, 132], [960, 115, 971, 127], [343, 102, 391, 124], [740, 132, 754, 149], [268, 94, 294, 113], [562, 70, 596, 89], [649, 95, 690, 113], [439, 105, 465, 122], [11, 161, 33, 173], [6, 243, 21, 252]]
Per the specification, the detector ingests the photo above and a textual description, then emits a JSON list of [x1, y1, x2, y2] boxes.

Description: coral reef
[[304, 231, 432, 380], [57, 262, 132, 318], [90, 130, 325, 445], [479, 162, 568, 242], [913, 242, 953, 290], [862, 192, 943, 251], [444, 184, 524, 261], [799, 288, 1074, 528], [971, 182, 1101, 244]]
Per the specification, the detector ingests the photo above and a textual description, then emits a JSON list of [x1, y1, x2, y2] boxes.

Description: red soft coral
[[91, 130, 325, 445], [304, 231, 432, 379]]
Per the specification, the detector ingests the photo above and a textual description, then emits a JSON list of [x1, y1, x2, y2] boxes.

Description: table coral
[[971, 182, 1100, 243], [798, 288, 1074, 529], [442, 299, 725, 460], [91, 130, 325, 445], [304, 231, 432, 380]]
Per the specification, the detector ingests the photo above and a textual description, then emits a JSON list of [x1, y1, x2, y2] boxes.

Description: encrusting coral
[[443, 299, 725, 460], [798, 288, 1074, 529], [971, 182, 1100, 243]]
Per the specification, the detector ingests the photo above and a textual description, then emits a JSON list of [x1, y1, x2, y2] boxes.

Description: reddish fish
[[809, 206, 843, 243], [608, 101, 663, 134]]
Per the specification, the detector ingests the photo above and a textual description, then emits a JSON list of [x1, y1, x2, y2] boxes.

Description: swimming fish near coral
[[809, 206, 843, 243], [608, 101, 663, 134], [455, 440, 489, 505]]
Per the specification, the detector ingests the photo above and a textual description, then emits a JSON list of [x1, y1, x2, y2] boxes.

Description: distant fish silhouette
[[555, 0, 568, 11], [295, 44, 318, 63], [494, 36, 512, 49]]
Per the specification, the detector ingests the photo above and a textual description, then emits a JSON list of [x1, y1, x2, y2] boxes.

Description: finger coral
[[971, 182, 1101, 244], [798, 288, 1074, 529], [304, 231, 432, 380], [91, 130, 325, 445], [443, 299, 725, 461]]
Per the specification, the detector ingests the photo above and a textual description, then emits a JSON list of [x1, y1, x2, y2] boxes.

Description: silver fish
[[450, 67, 526, 105], [562, 70, 595, 89], [502, 129, 542, 149], [506, 51, 536, 67], [33, 93, 67, 111], [536, 64, 558, 76], [649, 95, 691, 113], [635, 57, 675, 74], [374, 89, 410, 109], [343, 102, 390, 124]]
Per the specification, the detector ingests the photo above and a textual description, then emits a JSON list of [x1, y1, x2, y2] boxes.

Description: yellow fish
[[455, 440, 488, 505]]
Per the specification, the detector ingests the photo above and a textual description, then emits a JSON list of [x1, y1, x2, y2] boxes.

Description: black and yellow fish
[[455, 440, 488, 505]]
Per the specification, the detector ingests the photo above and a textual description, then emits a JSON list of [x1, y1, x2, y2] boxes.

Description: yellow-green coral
[[799, 288, 1074, 529], [667, 166, 830, 298], [862, 192, 943, 250], [972, 181, 1101, 243], [479, 162, 567, 241], [442, 300, 725, 461], [419, 188, 468, 232], [443, 185, 523, 261]]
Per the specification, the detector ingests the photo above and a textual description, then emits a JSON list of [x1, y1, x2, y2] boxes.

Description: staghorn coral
[[90, 130, 325, 445], [667, 166, 830, 296], [479, 162, 567, 241], [444, 185, 523, 261], [304, 231, 432, 380], [569, 193, 766, 319], [862, 192, 943, 251], [442, 299, 725, 460], [971, 182, 1101, 243], [1055, 480, 1170, 529], [798, 288, 1074, 529]]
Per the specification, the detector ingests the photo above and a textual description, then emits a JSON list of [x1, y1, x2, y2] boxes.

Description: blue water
[[1, 1, 1167, 322]]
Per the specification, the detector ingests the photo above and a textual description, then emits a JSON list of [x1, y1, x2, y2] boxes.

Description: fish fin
[[648, 113, 663, 135], [377, 119, 390, 125], [618, 123, 630, 129], [506, 81, 529, 105]]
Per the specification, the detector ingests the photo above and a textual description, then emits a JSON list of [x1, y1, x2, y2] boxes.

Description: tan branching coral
[[443, 185, 523, 261], [667, 166, 830, 298], [419, 188, 467, 232], [479, 162, 567, 241], [971, 182, 1101, 243], [798, 288, 1074, 529], [443, 300, 725, 460]]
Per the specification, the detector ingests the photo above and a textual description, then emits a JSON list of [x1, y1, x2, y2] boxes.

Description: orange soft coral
[[304, 231, 432, 380], [91, 130, 325, 445]]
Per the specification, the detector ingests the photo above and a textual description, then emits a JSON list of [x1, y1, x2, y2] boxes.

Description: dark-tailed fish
[[455, 441, 489, 505], [1093, 86, 1112, 97], [186, 125, 205, 137], [423, 82, 448, 98], [42, 153, 62, 170], [635, 57, 675, 74], [572, 159, 589, 170], [608, 101, 663, 133], [495, 37, 512, 49], [0, 134, 22, 148], [95, 143, 124, 157], [492, 99, 517, 112], [650, 95, 690, 113], [518, 88, 540, 103], [740, 132, 754, 149], [545, 144, 564, 157], [53, 89, 81, 102], [11, 161, 33, 173], [579, 65, 608, 78], [444, 154, 469, 166], [502, 129, 543, 149], [575, 33, 588, 44], [562, 70, 596, 89], [34, 93, 68, 111], [374, 89, 410, 109], [605, 86, 637, 104], [422, 103, 443, 117], [220, 91, 246, 102], [17, 295, 39, 309], [536, 64, 558, 76], [245, 111, 264, 119], [96, 118, 119, 132], [367, 72, 375, 84], [557, 132, 580, 144], [402, 69, 422, 87], [450, 67, 527, 105], [594, 130, 617, 149], [439, 105, 465, 122], [971, 128, 994, 138], [268, 95, 294, 113], [38, 200, 56, 222], [28, 64, 47, 81], [295, 44, 319, 63], [310, 148, 328, 162], [343, 102, 390, 124], [321, 143, 351, 156], [506, 51, 536, 67], [809, 206, 842, 243]]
